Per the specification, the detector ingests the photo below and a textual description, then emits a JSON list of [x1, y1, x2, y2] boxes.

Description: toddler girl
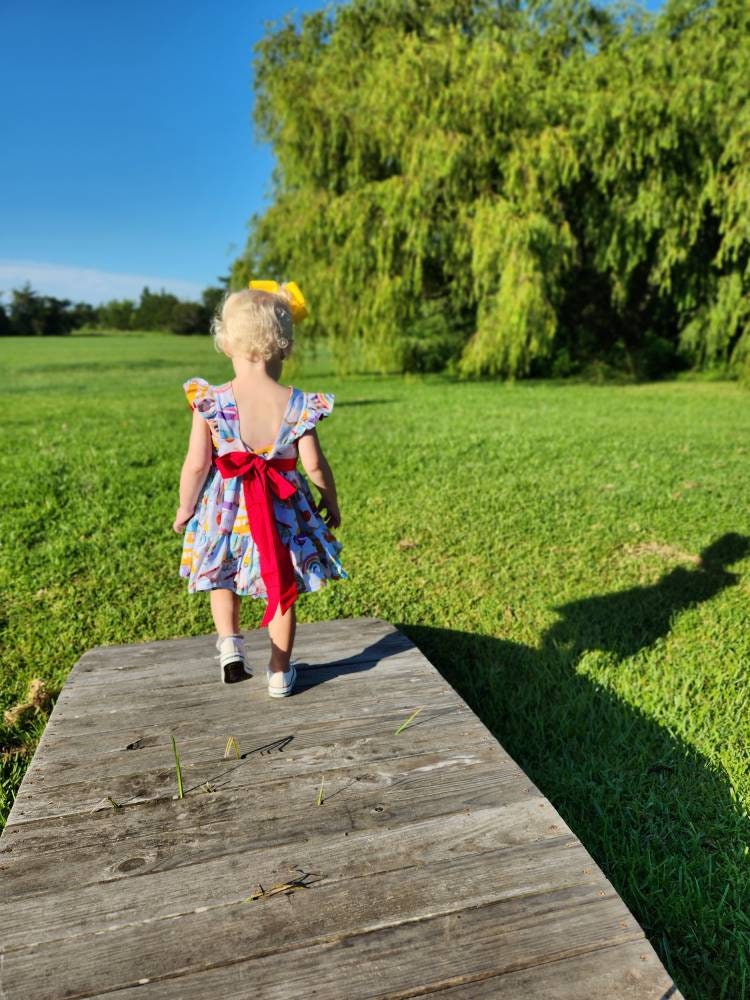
[[172, 282, 348, 698]]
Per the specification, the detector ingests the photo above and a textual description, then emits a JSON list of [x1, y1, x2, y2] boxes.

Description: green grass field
[[2, 332, 749, 998]]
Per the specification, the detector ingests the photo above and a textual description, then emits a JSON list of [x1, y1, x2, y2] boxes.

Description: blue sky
[[0, 0, 664, 305]]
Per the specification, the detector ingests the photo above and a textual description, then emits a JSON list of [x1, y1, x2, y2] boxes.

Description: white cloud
[[0, 260, 205, 305]]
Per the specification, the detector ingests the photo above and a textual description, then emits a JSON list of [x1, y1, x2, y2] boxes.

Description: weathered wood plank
[[25, 695, 473, 775], [0, 765, 549, 897], [0, 618, 682, 1000], [63, 895, 655, 1000], [10, 696, 493, 822], [0, 878, 638, 999], [0, 801, 573, 944], [0, 834, 600, 964], [66, 618, 403, 684], [61, 630, 419, 695], [40, 657, 448, 746], [23, 699, 473, 780], [17, 707, 490, 809], [404, 939, 679, 999], [26, 667, 465, 770], [50, 644, 434, 715]]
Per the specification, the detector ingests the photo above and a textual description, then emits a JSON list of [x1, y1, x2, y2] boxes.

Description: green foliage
[[201, 285, 227, 318], [97, 298, 136, 331], [134, 287, 180, 330], [4, 283, 78, 336], [110, 286, 227, 335], [1, 284, 228, 336], [68, 301, 98, 329], [239, 0, 750, 378], [167, 300, 209, 335], [0, 303, 12, 336]]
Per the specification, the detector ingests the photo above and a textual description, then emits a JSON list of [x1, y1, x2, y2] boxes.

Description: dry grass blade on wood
[[243, 867, 319, 902], [394, 706, 425, 735], [171, 734, 184, 799], [224, 735, 240, 760]]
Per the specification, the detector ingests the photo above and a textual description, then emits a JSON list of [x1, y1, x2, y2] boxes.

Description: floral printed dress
[[179, 377, 348, 600]]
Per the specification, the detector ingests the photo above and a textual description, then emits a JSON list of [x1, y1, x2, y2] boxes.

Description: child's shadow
[[295, 630, 416, 687], [397, 532, 749, 997]]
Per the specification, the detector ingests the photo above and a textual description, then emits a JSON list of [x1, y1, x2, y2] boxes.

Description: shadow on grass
[[396, 532, 750, 999]]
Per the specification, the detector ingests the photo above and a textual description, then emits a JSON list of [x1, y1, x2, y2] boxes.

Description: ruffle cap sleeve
[[183, 377, 217, 421], [293, 391, 335, 439]]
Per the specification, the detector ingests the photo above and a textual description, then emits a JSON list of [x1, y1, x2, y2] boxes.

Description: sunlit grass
[[1, 333, 749, 997]]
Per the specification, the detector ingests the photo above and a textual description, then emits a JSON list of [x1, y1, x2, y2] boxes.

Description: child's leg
[[268, 603, 296, 672], [210, 589, 240, 637]]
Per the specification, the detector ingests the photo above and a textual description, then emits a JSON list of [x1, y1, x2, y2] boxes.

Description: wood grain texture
[[0, 617, 682, 999]]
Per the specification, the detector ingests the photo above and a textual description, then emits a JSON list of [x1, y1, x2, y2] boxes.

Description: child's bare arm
[[297, 428, 341, 528], [173, 411, 213, 533]]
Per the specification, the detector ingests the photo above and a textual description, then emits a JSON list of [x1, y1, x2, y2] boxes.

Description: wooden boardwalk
[[0, 617, 682, 999]]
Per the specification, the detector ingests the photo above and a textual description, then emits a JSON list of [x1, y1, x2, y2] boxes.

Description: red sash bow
[[214, 452, 298, 628]]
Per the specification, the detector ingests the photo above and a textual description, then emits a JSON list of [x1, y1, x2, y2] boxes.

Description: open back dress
[[179, 377, 348, 599]]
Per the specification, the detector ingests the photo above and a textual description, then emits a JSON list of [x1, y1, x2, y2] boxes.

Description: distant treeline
[[0, 283, 226, 336], [236, 0, 750, 379]]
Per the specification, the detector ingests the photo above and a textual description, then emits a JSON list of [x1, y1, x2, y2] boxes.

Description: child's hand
[[172, 506, 195, 533], [315, 495, 341, 530]]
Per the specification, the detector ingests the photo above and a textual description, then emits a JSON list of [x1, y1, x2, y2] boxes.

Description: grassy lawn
[[1, 332, 749, 998]]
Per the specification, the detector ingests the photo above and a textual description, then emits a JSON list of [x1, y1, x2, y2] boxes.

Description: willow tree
[[234, 0, 750, 378]]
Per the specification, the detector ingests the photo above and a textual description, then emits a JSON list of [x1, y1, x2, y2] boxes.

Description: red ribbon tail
[[216, 452, 298, 631], [259, 574, 297, 627], [260, 595, 279, 628], [247, 470, 297, 630]]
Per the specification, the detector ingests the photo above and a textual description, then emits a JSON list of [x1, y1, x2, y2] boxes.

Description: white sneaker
[[266, 661, 297, 698], [215, 635, 252, 683]]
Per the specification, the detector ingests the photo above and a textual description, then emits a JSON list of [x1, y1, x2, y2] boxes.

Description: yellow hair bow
[[248, 279, 309, 323]]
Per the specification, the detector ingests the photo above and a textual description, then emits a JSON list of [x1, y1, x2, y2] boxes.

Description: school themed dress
[[179, 377, 348, 626]]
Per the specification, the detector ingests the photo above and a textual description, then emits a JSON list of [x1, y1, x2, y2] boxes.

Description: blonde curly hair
[[211, 287, 294, 362]]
